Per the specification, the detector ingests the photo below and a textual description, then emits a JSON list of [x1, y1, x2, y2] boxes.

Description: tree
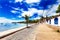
[[24, 15, 30, 28], [40, 16, 45, 23], [56, 5, 60, 13]]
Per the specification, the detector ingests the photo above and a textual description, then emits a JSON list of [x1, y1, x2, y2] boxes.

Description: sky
[[0, 0, 60, 23]]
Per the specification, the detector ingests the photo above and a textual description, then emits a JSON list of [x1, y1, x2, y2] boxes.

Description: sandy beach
[[1, 23, 60, 40]]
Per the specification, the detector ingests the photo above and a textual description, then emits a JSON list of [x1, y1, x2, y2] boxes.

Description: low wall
[[0, 26, 26, 39], [0, 24, 35, 39]]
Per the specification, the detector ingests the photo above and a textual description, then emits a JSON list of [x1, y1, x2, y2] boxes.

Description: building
[[46, 14, 60, 26]]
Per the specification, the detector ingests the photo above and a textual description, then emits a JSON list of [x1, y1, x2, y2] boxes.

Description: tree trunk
[[26, 22, 28, 28], [26, 20, 29, 28]]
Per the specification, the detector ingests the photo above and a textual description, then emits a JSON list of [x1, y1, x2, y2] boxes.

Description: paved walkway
[[1, 24, 39, 40], [36, 23, 60, 40], [1, 23, 60, 40]]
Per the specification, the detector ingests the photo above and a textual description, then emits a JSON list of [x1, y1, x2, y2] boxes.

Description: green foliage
[[56, 5, 60, 13], [28, 19, 39, 23], [24, 15, 30, 28], [18, 19, 40, 23], [24, 15, 29, 23]]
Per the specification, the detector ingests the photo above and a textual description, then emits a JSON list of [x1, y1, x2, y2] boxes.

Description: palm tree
[[24, 15, 30, 28], [46, 15, 49, 22], [40, 16, 45, 23], [56, 5, 60, 14]]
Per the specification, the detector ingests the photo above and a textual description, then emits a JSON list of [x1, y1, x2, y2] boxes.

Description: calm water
[[0, 23, 26, 32]]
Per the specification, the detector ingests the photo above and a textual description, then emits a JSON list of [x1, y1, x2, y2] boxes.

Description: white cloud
[[0, 17, 24, 23], [33, 17, 40, 20], [22, 11, 32, 17], [47, 4, 59, 16], [11, 7, 24, 14], [22, 8, 38, 17], [37, 10, 43, 15], [57, 0, 60, 3], [11, 10, 17, 14], [25, 0, 40, 3], [11, 7, 21, 11], [21, 8, 44, 17], [0, 17, 12, 23], [15, 0, 23, 2], [18, 16, 22, 18], [11, 10, 21, 14], [48, 13, 55, 16], [13, 7, 20, 10]]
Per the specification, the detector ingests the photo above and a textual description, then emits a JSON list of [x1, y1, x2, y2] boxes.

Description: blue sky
[[0, 0, 60, 23]]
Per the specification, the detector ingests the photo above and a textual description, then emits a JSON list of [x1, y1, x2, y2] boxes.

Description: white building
[[47, 16, 60, 26]]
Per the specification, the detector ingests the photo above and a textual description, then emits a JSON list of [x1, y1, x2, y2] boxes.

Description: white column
[[58, 17, 60, 26], [51, 18, 54, 25], [47, 20, 50, 24]]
